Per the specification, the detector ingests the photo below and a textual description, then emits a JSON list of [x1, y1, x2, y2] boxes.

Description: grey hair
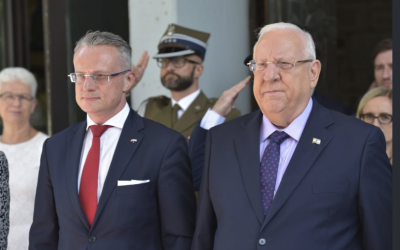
[[253, 22, 316, 60], [74, 31, 132, 69], [0, 67, 38, 97]]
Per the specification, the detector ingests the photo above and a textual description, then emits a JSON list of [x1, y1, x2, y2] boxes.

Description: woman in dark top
[[0, 151, 9, 250]]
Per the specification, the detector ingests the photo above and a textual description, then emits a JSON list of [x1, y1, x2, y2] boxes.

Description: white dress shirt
[[259, 98, 313, 197], [171, 89, 226, 130], [77, 103, 130, 202], [171, 89, 201, 119]]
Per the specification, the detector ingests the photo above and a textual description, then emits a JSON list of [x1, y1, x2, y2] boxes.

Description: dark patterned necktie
[[171, 104, 181, 127], [260, 131, 290, 216]]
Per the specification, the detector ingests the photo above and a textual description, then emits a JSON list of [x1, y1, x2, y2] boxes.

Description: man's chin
[[162, 82, 193, 92], [163, 83, 180, 90], [260, 101, 285, 115], [382, 82, 392, 88], [77, 103, 101, 114]]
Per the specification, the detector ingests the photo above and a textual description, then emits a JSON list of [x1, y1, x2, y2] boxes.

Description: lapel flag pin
[[312, 138, 321, 145], [130, 139, 137, 143]]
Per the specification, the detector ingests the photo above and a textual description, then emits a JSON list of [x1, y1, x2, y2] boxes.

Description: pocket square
[[117, 179, 150, 186]]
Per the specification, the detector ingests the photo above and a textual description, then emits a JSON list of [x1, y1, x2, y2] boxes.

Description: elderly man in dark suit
[[29, 31, 196, 250], [191, 22, 391, 250]]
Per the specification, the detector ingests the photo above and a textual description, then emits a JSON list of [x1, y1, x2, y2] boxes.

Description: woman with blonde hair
[[357, 86, 392, 163], [0, 67, 48, 249]]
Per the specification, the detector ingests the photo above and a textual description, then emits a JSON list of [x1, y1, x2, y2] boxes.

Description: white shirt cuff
[[200, 109, 226, 130]]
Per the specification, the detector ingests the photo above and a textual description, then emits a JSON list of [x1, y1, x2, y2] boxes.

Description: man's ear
[[309, 59, 321, 89], [193, 64, 204, 79], [123, 71, 136, 93]]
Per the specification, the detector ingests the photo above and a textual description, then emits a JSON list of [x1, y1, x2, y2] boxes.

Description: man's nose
[[82, 76, 97, 91], [383, 66, 392, 79], [165, 60, 175, 71], [263, 63, 281, 82]]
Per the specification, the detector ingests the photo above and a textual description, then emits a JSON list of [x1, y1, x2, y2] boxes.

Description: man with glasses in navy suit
[[192, 22, 391, 250], [29, 31, 196, 250]]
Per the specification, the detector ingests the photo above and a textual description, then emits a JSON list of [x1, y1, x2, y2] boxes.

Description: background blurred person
[[0, 67, 48, 250], [357, 86, 392, 163], [369, 39, 392, 90], [135, 24, 242, 141], [0, 151, 10, 250]]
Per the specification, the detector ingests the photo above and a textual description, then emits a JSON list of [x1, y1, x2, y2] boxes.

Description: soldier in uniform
[[136, 24, 242, 140]]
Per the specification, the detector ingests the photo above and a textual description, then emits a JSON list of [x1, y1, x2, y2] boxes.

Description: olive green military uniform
[[143, 91, 240, 140]]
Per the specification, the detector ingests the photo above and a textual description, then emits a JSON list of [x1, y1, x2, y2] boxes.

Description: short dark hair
[[372, 38, 392, 63]]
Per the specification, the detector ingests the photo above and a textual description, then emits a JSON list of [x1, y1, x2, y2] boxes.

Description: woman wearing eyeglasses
[[0, 67, 48, 249], [357, 87, 392, 164]]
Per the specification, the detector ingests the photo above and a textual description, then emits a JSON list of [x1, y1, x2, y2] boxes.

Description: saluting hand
[[129, 50, 150, 92], [212, 76, 251, 117]]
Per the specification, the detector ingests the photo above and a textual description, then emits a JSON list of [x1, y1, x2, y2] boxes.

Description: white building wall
[[129, 0, 251, 115]]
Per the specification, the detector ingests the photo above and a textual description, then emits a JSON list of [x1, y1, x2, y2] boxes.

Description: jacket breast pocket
[[116, 183, 151, 196], [312, 181, 350, 194]]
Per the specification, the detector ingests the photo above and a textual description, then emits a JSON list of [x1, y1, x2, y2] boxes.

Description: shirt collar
[[260, 98, 313, 143], [171, 89, 201, 111], [86, 102, 130, 130]]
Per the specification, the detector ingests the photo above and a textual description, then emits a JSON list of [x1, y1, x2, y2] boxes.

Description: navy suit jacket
[[29, 109, 197, 250], [188, 121, 208, 191], [191, 100, 391, 250]]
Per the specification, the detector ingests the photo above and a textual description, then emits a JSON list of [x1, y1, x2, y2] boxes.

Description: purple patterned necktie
[[260, 131, 290, 216]]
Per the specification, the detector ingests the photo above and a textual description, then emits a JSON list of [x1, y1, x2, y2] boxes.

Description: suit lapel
[[234, 111, 265, 225], [173, 91, 208, 133], [66, 121, 90, 230], [92, 110, 144, 227], [262, 100, 334, 230]]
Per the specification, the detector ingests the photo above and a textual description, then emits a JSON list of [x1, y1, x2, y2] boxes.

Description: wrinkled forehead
[[254, 29, 307, 61]]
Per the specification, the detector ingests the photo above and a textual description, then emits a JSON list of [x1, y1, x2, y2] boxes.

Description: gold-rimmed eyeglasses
[[68, 69, 131, 84], [247, 59, 313, 72]]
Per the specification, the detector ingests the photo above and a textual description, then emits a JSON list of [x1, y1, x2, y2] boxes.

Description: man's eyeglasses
[[360, 113, 392, 124], [156, 57, 199, 68], [0, 92, 34, 104], [68, 70, 131, 84], [247, 59, 313, 72]]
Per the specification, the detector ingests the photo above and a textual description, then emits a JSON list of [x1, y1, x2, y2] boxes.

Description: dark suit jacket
[[188, 122, 208, 191], [191, 100, 391, 250], [29, 109, 197, 250]]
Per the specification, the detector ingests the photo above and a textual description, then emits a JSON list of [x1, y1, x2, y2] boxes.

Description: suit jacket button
[[259, 238, 266, 245], [89, 236, 96, 243]]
